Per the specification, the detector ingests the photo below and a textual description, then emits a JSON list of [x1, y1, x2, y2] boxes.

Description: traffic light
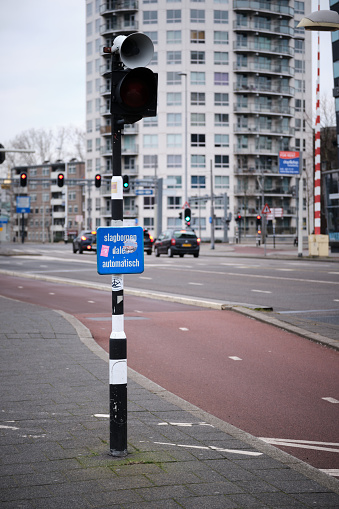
[[256, 215, 262, 234], [20, 172, 27, 187], [0, 144, 5, 165], [57, 173, 64, 188], [123, 175, 129, 190], [184, 207, 191, 224], [108, 33, 158, 124], [95, 174, 101, 188]]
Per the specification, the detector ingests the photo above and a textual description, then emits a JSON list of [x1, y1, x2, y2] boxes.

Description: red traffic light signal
[[57, 173, 64, 188], [111, 68, 158, 124], [95, 174, 101, 188], [20, 172, 27, 187]]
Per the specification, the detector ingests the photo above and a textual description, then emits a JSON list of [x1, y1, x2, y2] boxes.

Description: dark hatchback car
[[73, 230, 97, 253], [154, 228, 200, 258], [143, 228, 154, 255]]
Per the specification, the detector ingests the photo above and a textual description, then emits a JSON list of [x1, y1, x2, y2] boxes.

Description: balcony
[[234, 143, 290, 156], [100, 18, 138, 36], [100, 0, 138, 15], [233, 0, 294, 17], [234, 124, 294, 137], [233, 82, 294, 97], [233, 61, 294, 77], [233, 41, 294, 58], [233, 20, 294, 37], [234, 103, 294, 116]]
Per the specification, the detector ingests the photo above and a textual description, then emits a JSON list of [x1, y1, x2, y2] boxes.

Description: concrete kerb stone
[[59, 308, 339, 496]]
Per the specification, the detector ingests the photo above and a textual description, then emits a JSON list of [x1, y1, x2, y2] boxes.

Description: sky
[[0, 0, 336, 146], [0, 0, 85, 144]]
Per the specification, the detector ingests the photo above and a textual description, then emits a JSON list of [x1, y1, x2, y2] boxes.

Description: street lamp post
[[179, 73, 188, 213]]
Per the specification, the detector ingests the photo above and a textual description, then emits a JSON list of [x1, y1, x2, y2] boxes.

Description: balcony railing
[[100, 0, 138, 15], [234, 103, 294, 116], [233, 0, 294, 17], [233, 41, 294, 58], [233, 82, 294, 96], [233, 20, 294, 37], [233, 61, 294, 76]]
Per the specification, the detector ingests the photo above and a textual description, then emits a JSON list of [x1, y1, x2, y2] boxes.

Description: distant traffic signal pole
[[104, 33, 157, 457]]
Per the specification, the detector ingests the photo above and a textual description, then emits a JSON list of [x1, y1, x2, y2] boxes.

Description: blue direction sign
[[96, 226, 144, 275], [135, 189, 153, 195]]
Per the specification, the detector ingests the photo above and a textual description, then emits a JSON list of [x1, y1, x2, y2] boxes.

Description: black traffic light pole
[[109, 51, 128, 457]]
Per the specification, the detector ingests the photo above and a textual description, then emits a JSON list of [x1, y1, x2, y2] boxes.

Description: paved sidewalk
[[1, 296, 339, 508]]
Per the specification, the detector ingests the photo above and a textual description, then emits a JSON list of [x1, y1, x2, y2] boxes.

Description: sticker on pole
[[96, 226, 144, 275]]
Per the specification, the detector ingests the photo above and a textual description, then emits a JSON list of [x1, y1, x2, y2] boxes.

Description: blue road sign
[[16, 196, 31, 213], [96, 226, 144, 275], [279, 151, 300, 175], [135, 189, 153, 195]]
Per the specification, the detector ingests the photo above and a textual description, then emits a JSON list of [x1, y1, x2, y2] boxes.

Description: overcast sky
[[0, 0, 85, 144], [0, 0, 335, 146]]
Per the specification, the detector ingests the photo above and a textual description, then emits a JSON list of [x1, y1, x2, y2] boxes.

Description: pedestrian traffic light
[[57, 173, 64, 188], [20, 172, 27, 187], [123, 175, 129, 190], [184, 207, 191, 223], [108, 33, 158, 124], [95, 174, 101, 188]]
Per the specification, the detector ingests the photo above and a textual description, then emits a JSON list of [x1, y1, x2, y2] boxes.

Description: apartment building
[[11, 161, 85, 242], [86, 0, 313, 240]]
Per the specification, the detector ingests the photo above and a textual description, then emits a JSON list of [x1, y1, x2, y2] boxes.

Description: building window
[[214, 31, 228, 44], [144, 31, 158, 44], [167, 9, 181, 23], [215, 155, 229, 168], [214, 10, 228, 23], [190, 30, 205, 43], [87, 140, 92, 152], [214, 113, 229, 126], [167, 196, 181, 209], [167, 72, 181, 85], [294, 60, 305, 73], [191, 113, 205, 126], [144, 196, 155, 209], [191, 134, 205, 147], [214, 72, 229, 85], [191, 51, 205, 64], [167, 92, 181, 106], [190, 72, 205, 85], [143, 11, 157, 24], [191, 175, 206, 188], [167, 30, 181, 44], [144, 155, 158, 169], [167, 155, 182, 168], [167, 134, 182, 147], [295, 1, 304, 15], [215, 134, 229, 147], [166, 174, 182, 187], [214, 51, 228, 65], [214, 92, 229, 106], [191, 92, 205, 105], [190, 9, 205, 23], [191, 155, 206, 167], [143, 134, 158, 148], [167, 51, 181, 64], [167, 113, 182, 126], [215, 175, 229, 189]]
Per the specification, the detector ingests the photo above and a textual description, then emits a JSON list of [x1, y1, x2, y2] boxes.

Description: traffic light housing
[[57, 173, 64, 188], [256, 215, 262, 234], [20, 172, 27, 187], [123, 175, 129, 190], [184, 207, 191, 224], [109, 33, 158, 124], [95, 174, 101, 188], [0, 144, 5, 165]]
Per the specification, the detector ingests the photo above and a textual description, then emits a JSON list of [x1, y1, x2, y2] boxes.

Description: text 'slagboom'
[[103, 233, 137, 242]]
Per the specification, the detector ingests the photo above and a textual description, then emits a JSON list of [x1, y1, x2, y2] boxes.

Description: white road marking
[[329, 272, 339, 275], [188, 282, 203, 286], [0, 424, 19, 430], [49, 292, 55, 295], [260, 438, 339, 454], [229, 356, 242, 361], [322, 397, 339, 404], [158, 422, 213, 427], [154, 441, 262, 456], [93, 414, 109, 418], [18, 286, 23, 289], [88, 300, 95, 303], [139, 276, 152, 280], [251, 289, 272, 294], [179, 327, 189, 331], [320, 469, 339, 477], [277, 268, 295, 272]]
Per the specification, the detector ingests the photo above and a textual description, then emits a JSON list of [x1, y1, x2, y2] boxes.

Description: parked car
[[73, 231, 97, 254], [143, 228, 154, 255], [154, 228, 200, 258]]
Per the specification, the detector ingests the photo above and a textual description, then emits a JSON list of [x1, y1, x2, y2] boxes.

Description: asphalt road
[[1, 243, 339, 340], [0, 267, 338, 478]]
